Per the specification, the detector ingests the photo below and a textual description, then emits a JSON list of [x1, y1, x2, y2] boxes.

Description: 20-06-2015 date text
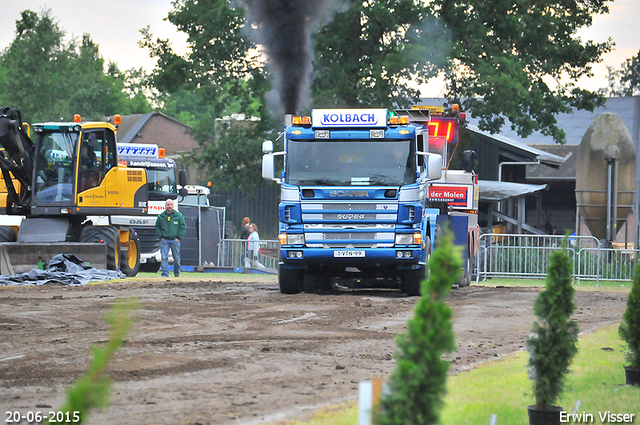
[[5, 411, 80, 424]]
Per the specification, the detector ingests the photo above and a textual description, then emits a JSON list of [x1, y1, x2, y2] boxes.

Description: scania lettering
[[262, 108, 444, 296]]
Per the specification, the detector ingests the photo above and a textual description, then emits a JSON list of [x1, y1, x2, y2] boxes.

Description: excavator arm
[[0, 107, 35, 212]]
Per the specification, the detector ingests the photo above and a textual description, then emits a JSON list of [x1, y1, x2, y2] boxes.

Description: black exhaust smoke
[[242, 0, 337, 114]]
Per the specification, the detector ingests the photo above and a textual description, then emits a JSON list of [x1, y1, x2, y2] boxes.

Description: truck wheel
[[119, 229, 141, 277], [279, 265, 303, 294], [140, 261, 161, 273], [0, 226, 17, 242], [402, 266, 426, 297], [81, 226, 119, 270], [458, 255, 474, 287]]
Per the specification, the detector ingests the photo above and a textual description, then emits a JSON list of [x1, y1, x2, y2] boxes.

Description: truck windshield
[[286, 139, 416, 186], [181, 194, 209, 206], [146, 168, 177, 200]]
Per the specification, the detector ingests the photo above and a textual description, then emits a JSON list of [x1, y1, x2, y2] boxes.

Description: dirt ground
[[0, 275, 629, 425]]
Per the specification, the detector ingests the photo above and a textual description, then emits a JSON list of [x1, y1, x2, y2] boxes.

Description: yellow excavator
[[0, 107, 148, 276]]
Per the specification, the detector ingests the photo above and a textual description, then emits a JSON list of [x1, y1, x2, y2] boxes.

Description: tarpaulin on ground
[[0, 254, 125, 286]]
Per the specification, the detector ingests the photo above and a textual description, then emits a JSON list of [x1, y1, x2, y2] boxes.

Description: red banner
[[429, 185, 469, 207]]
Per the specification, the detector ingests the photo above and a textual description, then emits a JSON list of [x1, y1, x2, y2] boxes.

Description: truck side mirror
[[178, 187, 188, 197], [463, 150, 475, 173], [262, 140, 274, 154], [417, 152, 443, 181], [425, 153, 443, 180], [179, 169, 188, 186], [262, 153, 275, 180]]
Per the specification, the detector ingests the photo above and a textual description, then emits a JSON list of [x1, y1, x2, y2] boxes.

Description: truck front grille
[[323, 232, 376, 240], [321, 203, 372, 211]]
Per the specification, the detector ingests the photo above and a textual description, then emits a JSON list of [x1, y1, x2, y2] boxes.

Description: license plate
[[334, 250, 365, 258]]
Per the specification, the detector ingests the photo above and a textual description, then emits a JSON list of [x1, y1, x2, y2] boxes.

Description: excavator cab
[[29, 121, 147, 216], [0, 108, 148, 276]]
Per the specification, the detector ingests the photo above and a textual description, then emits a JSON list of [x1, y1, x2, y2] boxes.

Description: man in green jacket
[[155, 199, 187, 277]]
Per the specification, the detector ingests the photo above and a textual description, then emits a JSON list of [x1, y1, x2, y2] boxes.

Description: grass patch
[[442, 324, 639, 424], [477, 277, 632, 293], [270, 325, 639, 425], [86, 271, 277, 285]]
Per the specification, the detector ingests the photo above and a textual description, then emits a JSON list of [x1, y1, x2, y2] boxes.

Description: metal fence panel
[[219, 239, 279, 270], [577, 248, 639, 283], [477, 234, 600, 282]]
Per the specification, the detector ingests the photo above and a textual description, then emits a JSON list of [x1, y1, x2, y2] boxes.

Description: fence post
[[358, 378, 383, 425]]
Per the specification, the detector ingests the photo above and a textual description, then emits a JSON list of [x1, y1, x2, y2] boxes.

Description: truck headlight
[[395, 233, 421, 245], [280, 233, 305, 245]]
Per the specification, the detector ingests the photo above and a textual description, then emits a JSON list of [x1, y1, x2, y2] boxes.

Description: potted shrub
[[526, 247, 579, 425], [619, 263, 640, 386]]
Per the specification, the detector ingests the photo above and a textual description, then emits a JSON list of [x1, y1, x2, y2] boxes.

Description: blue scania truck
[[262, 107, 476, 295]]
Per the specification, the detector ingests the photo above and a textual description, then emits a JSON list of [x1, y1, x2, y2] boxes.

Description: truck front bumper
[[280, 247, 424, 268]]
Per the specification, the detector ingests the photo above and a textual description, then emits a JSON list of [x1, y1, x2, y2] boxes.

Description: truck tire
[[279, 265, 303, 294], [402, 266, 426, 297], [81, 226, 119, 271], [0, 226, 17, 242], [458, 254, 474, 287], [119, 228, 141, 277]]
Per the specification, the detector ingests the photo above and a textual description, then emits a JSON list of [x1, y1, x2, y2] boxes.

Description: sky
[[0, 0, 638, 97]]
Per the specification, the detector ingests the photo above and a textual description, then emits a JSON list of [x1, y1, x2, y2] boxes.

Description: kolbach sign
[[429, 185, 470, 208], [311, 109, 388, 128]]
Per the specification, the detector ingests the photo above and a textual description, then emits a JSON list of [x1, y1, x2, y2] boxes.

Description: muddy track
[[0, 277, 628, 425]]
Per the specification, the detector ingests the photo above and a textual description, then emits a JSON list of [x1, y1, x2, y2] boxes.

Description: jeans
[[160, 238, 181, 276]]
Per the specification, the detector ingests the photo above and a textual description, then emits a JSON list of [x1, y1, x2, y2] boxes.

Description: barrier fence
[[477, 234, 638, 283], [216, 235, 639, 282], [218, 239, 279, 270]]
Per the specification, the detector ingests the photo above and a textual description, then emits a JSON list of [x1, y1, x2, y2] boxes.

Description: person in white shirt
[[247, 223, 264, 268]]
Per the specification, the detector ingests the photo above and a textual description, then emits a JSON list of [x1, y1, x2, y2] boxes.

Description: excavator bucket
[[0, 107, 34, 210]]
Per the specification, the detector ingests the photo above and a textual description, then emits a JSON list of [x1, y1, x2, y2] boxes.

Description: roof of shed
[[466, 124, 566, 167], [479, 180, 548, 202], [526, 144, 578, 180]]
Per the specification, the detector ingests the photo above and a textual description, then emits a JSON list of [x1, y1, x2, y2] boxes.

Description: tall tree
[[434, 0, 614, 143], [140, 0, 272, 191], [312, 0, 449, 108], [150, 0, 613, 190], [602, 50, 640, 97], [0, 9, 151, 122]]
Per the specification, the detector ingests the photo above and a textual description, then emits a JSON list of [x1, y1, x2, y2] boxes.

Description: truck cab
[[263, 109, 443, 295]]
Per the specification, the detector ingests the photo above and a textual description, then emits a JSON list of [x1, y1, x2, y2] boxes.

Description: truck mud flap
[[0, 243, 107, 274]]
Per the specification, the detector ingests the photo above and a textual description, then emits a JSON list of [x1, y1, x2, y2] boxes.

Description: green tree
[[619, 263, 640, 371], [312, 0, 449, 108], [141, 0, 272, 191], [603, 50, 640, 97], [527, 246, 579, 409], [0, 9, 151, 123], [150, 0, 612, 188], [435, 0, 613, 143], [376, 230, 461, 425]]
